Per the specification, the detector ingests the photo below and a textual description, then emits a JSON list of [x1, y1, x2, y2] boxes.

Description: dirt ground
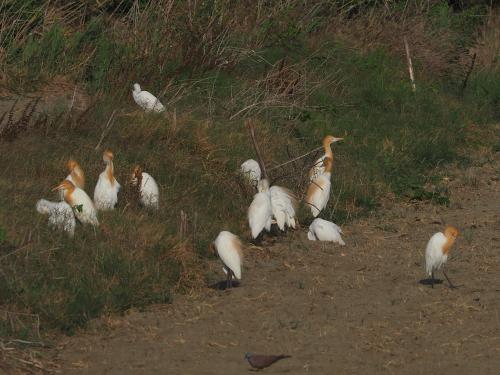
[[36, 149, 499, 375]]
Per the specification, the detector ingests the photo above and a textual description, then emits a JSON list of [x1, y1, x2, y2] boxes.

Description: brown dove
[[244, 352, 291, 370]]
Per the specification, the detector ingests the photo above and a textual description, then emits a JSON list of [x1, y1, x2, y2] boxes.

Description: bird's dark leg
[[443, 269, 457, 289], [431, 271, 434, 289], [226, 269, 231, 289], [229, 270, 234, 289]]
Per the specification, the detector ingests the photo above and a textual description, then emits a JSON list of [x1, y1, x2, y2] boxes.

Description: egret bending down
[[36, 199, 76, 237], [308, 218, 345, 245], [132, 83, 165, 113], [213, 231, 243, 288], [425, 226, 459, 288]]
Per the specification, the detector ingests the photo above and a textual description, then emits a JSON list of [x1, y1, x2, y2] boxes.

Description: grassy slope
[[0, 1, 499, 334]]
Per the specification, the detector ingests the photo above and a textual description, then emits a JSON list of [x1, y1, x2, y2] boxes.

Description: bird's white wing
[[248, 192, 272, 238]]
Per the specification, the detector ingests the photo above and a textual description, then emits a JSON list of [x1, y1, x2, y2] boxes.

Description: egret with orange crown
[[425, 226, 459, 289], [248, 179, 273, 240], [59, 159, 85, 200], [305, 157, 332, 217], [53, 180, 99, 226], [309, 135, 343, 181], [94, 150, 120, 211], [130, 165, 159, 210], [213, 231, 243, 288]]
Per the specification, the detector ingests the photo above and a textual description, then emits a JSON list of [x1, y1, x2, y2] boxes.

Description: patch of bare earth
[[43, 150, 499, 374]]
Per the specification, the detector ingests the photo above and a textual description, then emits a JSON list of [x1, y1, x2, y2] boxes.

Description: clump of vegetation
[[0, 0, 498, 337]]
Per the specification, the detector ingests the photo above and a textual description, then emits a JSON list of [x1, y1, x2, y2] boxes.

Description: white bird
[[213, 231, 243, 288], [305, 157, 332, 217], [130, 165, 159, 210], [425, 226, 459, 288], [309, 135, 343, 181], [53, 180, 99, 226], [240, 159, 261, 188], [59, 159, 85, 200], [248, 179, 273, 239], [270, 185, 297, 231], [307, 218, 345, 245], [94, 150, 120, 211], [132, 83, 165, 113], [36, 199, 76, 237]]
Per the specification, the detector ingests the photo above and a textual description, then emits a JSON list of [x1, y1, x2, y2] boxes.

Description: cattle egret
[[130, 165, 159, 210], [213, 231, 243, 288], [307, 218, 345, 245], [132, 83, 165, 113], [309, 135, 343, 181], [248, 179, 273, 240], [36, 199, 76, 237], [94, 150, 120, 211], [59, 159, 85, 200], [270, 185, 297, 231], [425, 226, 459, 288], [240, 159, 261, 188], [53, 180, 99, 226], [305, 157, 332, 217]]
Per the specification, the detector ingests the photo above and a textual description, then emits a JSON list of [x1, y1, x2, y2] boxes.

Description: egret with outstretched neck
[[309, 135, 343, 181]]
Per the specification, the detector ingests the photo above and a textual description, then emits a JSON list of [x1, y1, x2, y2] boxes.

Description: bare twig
[[403, 36, 416, 92], [95, 110, 117, 150], [245, 119, 268, 180], [460, 52, 476, 95], [268, 145, 324, 172]]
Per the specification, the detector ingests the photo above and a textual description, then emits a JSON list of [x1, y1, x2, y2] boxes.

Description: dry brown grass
[[472, 8, 500, 71]]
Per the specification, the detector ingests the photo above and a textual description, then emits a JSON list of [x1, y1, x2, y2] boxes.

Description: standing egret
[[213, 231, 243, 288], [59, 159, 85, 200], [248, 179, 273, 240], [132, 83, 165, 113], [270, 185, 297, 231], [94, 150, 120, 211], [305, 157, 332, 217], [36, 199, 76, 237], [240, 159, 261, 188], [307, 218, 345, 245], [53, 180, 99, 226], [309, 135, 343, 181], [130, 165, 159, 210], [425, 226, 459, 288]]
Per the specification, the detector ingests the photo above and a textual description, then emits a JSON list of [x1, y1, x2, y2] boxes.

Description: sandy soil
[[39, 150, 500, 375]]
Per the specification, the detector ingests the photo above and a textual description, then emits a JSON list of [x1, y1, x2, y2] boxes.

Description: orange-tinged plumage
[[94, 149, 120, 210], [425, 225, 459, 288], [305, 157, 332, 217], [309, 135, 343, 181]]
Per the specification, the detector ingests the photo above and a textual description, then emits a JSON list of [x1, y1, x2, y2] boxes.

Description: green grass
[[0, 1, 499, 336]]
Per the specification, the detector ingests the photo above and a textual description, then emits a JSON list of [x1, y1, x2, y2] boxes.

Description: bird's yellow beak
[[332, 137, 344, 143], [52, 183, 64, 192]]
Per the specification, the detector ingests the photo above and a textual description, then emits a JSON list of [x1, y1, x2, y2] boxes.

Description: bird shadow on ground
[[418, 278, 443, 286], [209, 280, 241, 290]]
